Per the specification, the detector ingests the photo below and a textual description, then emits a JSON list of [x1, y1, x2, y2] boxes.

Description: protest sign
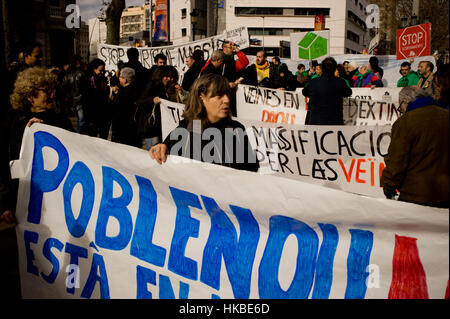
[[160, 99, 390, 198], [396, 23, 432, 60], [344, 88, 402, 125], [13, 124, 449, 299], [160, 99, 185, 141], [236, 85, 308, 125], [237, 118, 392, 198], [97, 26, 249, 73]]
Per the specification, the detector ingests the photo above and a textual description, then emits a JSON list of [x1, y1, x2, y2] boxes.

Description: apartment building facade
[[170, 0, 372, 56]]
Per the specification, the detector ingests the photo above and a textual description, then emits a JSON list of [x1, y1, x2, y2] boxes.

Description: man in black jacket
[[124, 48, 149, 96], [303, 57, 352, 125], [181, 50, 205, 92]]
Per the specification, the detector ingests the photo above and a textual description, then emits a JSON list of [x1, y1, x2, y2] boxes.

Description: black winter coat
[[302, 75, 353, 125], [123, 60, 149, 96], [0, 108, 74, 214], [111, 84, 139, 146], [181, 62, 203, 91], [135, 81, 168, 139], [163, 118, 260, 173]]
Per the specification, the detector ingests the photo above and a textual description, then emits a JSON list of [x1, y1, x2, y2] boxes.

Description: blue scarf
[[406, 96, 437, 113]]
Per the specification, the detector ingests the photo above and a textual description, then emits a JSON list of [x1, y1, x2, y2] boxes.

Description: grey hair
[[120, 67, 135, 83], [360, 64, 369, 71], [399, 86, 429, 105], [210, 50, 225, 62]]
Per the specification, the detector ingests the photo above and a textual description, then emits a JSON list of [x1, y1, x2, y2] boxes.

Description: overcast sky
[[77, 0, 143, 22]]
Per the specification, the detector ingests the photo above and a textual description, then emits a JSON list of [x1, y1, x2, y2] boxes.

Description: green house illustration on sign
[[298, 32, 328, 60]]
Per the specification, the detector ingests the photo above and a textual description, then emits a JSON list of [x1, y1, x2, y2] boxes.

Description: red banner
[[153, 0, 168, 41]]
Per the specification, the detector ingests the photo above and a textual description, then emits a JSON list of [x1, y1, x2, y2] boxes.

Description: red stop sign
[[396, 23, 431, 60]]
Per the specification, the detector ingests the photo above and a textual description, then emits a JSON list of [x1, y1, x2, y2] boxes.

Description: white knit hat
[[349, 61, 359, 69]]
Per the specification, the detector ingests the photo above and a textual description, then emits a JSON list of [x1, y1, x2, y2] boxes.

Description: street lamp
[[410, 15, 418, 26], [190, 8, 199, 41], [401, 17, 408, 28], [262, 16, 265, 50]]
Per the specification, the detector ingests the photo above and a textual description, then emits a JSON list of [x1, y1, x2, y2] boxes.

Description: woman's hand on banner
[[149, 143, 168, 165]]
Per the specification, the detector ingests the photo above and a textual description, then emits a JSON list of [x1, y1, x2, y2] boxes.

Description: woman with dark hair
[[336, 64, 351, 88], [85, 58, 110, 138], [149, 73, 259, 172], [135, 65, 182, 150]]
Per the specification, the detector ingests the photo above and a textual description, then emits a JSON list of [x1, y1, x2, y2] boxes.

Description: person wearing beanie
[[347, 61, 359, 78]]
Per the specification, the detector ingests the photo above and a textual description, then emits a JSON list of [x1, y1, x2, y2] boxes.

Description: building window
[[182, 28, 187, 37], [347, 30, 360, 44], [235, 7, 330, 17], [181, 8, 186, 19], [235, 7, 283, 16], [123, 15, 142, 24], [294, 8, 330, 16], [347, 10, 367, 30], [248, 27, 314, 36]]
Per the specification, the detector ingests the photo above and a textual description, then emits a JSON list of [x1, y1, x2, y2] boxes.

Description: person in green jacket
[[397, 61, 420, 87]]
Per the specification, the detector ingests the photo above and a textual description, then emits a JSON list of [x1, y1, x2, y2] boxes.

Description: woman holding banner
[[1, 66, 74, 224], [149, 73, 259, 172], [135, 65, 183, 150]]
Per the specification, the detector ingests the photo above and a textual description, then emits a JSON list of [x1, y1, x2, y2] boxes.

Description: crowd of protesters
[[1, 40, 449, 229], [0, 38, 449, 300]]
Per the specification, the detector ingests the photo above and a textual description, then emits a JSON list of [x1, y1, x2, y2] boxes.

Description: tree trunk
[[105, 0, 125, 45]]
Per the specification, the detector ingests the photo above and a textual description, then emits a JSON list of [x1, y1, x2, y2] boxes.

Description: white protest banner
[[160, 99, 388, 198], [14, 124, 449, 299], [236, 84, 308, 125], [160, 99, 185, 140], [97, 26, 250, 73], [282, 54, 434, 88], [238, 118, 392, 198], [344, 88, 402, 125]]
